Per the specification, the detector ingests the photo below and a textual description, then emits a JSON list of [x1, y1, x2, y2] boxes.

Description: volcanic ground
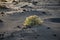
[[0, 2, 60, 40]]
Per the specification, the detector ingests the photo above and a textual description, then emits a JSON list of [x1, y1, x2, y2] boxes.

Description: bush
[[23, 15, 43, 27]]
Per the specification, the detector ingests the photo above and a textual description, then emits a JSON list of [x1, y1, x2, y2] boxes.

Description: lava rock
[[10, 33, 14, 37], [0, 20, 3, 23], [17, 26, 21, 28], [34, 36, 38, 39], [47, 27, 50, 29], [26, 26, 32, 28], [0, 37, 4, 40], [0, 12, 5, 14], [21, 5, 28, 8], [23, 9, 26, 12], [20, 34, 25, 37], [32, 1, 38, 5], [0, 34, 4, 39], [12, 0, 16, 2], [5, 1, 7, 2], [0, 5, 8, 9], [20, 39, 23, 40], [53, 34, 56, 37], [42, 11, 47, 15], [37, 34, 40, 36]]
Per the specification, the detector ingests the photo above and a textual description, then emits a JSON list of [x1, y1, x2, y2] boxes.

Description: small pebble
[[1, 12, 4, 14], [0, 20, 3, 22], [23, 9, 26, 12], [34, 36, 38, 39], [20, 39, 23, 40], [27, 26, 32, 28], [3, 32, 5, 34], [10, 33, 14, 37], [20, 34, 24, 37], [21, 12, 24, 13], [53, 34, 56, 37], [47, 27, 50, 29], [1, 34, 4, 36], [42, 12, 46, 15], [0, 37, 4, 39], [17, 26, 21, 28], [37, 34, 40, 36], [0, 34, 1, 36], [2, 15, 3, 16], [0, 34, 4, 39]]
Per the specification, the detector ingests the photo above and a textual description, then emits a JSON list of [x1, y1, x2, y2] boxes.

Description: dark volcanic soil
[[0, 2, 60, 40], [46, 18, 60, 23]]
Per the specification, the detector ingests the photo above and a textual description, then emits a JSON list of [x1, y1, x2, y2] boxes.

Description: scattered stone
[[23, 9, 26, 12], [2, 15, 3, 16], [53, 34, 56, 37], [0, 34, 1, 37], [28, 26, 32, 28], [0, 20, 3, 23], [25, 25, 32, 28], [32, 30, 34, 32], [20, 39, 23, 40], [20, 34, 24, 37], [47, 27, 50, 29], [0, 5, 8, 9], [10, 33, 14, 37], [0, 37, 4, 40], [12, 0, 16, 2], [0, 0, 7, 2], [3, 32, 5, 34], [1, 34, 4, 36], [42, 11, 47, 15], [13, 0, 18, 5], [21, 5, 28, 8], [22, 26, 28, 29], [37, 34, 40, 36], [21, 12, 24, 13], [22, 25, 32, 29], [5, 1, 7, 2], [49, 13, 52, 15], [17, 26, 21, 28], [34, 36, 38, 39], [32, 1, 38, 5], [0, 34, 4, 39], [22, 27, 27, 29], [1, 12, 5, 14], [21, 5, 32, 9]]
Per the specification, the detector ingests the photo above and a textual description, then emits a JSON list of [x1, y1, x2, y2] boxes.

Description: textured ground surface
[[0, 2, 60, 40]]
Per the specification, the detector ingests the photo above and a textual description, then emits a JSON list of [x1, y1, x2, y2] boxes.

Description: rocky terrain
[[0, 0, 60, 40]]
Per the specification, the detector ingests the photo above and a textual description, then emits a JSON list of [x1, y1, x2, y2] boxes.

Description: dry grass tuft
[[23, 15, 43, 27]]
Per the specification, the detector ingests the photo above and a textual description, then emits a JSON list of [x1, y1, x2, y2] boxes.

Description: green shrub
[[23, 15, 43, 27]]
